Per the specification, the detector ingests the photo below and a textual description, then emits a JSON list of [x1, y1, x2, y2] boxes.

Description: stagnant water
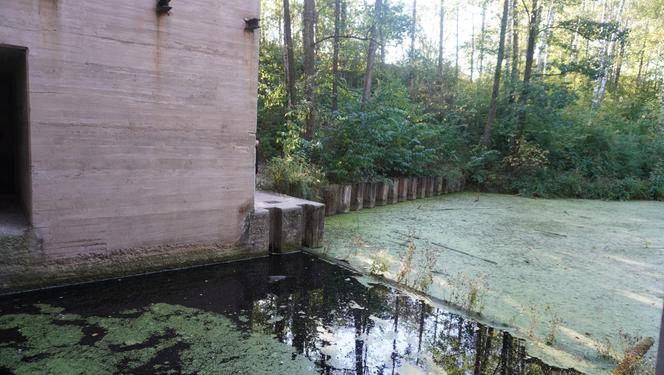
[[0, 253, 581, 374]]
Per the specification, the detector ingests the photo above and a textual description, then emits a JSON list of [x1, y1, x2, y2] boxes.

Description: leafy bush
[[265, 156, 325, 201]]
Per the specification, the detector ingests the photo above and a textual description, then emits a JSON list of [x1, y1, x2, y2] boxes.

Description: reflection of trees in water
[[246, 262, 578, 375]]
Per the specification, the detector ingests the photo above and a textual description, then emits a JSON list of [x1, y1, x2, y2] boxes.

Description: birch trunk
[[332, 0, 341, 111], [437, 0, 445, 77]]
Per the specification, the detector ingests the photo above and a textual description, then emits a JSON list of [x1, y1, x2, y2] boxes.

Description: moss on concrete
[[317, 193, 664, 374]]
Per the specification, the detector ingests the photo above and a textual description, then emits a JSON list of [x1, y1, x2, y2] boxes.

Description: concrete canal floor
[[0, 253, 576, 374], [317, 193, 664, 374]]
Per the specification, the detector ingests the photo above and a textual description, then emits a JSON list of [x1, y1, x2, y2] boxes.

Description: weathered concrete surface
[[337, 185, 352, 213], [434, 177, 444, 195], [408, 178, 418, 200], [255, 190, 325, 252], [387, 178, 399, 204], [323, 185, 340, 216], [375, 182, 389, 206], [351, 183, 365, 211], [319, 193, 664, 374], [425, 177, 435, 197], [398, 178, 409, 202], [0, 0, 261, 260], [416, 177, 426, 199], [363, 183, 377, 208]]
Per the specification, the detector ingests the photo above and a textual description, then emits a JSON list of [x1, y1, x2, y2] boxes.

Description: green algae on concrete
[[318, 193, 664, 374], [0, 303, 315, 374]]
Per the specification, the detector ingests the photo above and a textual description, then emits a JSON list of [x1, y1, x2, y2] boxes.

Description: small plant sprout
[[414, 246, 438, 293], [369, 250, 391, 277], [544, 305, 562, 346], [396, 240, 416, 284]]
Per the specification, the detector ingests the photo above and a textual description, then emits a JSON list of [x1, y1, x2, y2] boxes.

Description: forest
[[256, 0, 664, 200]]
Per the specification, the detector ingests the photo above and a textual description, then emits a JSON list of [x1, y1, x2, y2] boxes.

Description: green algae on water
[[0, 303, 315, 374], [318, 193, 664, 374]]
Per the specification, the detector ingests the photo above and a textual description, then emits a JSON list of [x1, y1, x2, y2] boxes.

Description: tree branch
[[315, 34, 382, 46]]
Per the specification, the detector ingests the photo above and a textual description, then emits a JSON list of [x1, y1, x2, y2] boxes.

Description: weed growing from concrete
[[414, 246, 437, 293], [544, 305, 562, 346], [525, 305, 542, 339], [396, 241, 416, 284], [369, 250, 391, 277], [449, 272, 487, 314]]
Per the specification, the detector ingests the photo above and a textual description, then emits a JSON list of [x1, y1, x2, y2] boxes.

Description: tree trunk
[[409, 0, 417, 95], [470, 22, 475, 82], [283, 0, 297, 109], [481, 0, 510, 146], [332, 0, 341, 111], [478, 3, 487, 78], [303, 0, 316, 138], [512, 0, 541, 154], [409, 0, 417, 60], [437, 0, 445, 77], [612, 37, 625, 89], [361, 0, 383, 107], [504, 0, 511, 79], [510, 0, 519, 95], [536, 2, 554, 75], [455, 8, 460, 84], [592, 0, 624, 110], [661, 77, 664, 128]]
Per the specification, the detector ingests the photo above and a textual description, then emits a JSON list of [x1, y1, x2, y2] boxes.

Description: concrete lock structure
[[0, 0, 325, 293]]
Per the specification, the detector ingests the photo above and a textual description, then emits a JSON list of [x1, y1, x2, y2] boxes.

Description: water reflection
[[0, 253, 580, 374]]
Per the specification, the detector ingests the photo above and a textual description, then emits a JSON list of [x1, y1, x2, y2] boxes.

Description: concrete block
[[416, 177, 426, 199], [240, 207, 270, 254], [324, 185, 340, 216], [269, 206, 304, 253], [337, 184, 352, 213], [387, 178, 399, 204], [375, 181, 389, 206], [426, 177, 435, 197], [434, 177, 444, 195], [398, 177, 409, 202], [363, 182, 377, 208], [302, 204, 325, 248], [408, 177, 418, 200], [350, 182, 365, 211]]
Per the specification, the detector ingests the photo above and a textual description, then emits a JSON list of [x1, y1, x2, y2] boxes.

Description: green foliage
[[257, 0, 664, 201], [265, 156, 325, 201]]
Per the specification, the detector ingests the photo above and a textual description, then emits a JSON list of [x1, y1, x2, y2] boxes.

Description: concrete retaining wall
[[322, 175, 467, 219]]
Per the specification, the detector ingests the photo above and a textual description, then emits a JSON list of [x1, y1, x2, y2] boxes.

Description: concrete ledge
[[323, 185, 340, 216], [255, 190, 325, 253], [0, 237, 262, 295]]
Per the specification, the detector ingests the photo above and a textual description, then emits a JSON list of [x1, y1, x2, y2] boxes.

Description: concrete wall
[[0, 1, 260, 258]]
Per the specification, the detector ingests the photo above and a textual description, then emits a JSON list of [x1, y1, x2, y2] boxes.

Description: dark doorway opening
[[0, 45, 30, 231]]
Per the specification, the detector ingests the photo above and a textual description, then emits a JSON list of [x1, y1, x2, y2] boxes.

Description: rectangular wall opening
[[0, 45, 30, 231]]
